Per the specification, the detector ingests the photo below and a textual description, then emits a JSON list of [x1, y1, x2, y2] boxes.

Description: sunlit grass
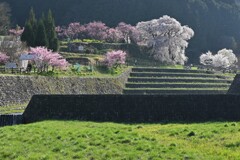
[[0, 103, 27, 114], [124, 88, 229, 91], [1, 121, 240, 159]]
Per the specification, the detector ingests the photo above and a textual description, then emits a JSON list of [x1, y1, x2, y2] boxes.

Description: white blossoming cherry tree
[[200, 49, 238, 70], [136, 15, 194, 65]]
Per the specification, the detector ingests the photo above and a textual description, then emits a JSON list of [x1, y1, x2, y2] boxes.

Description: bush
[[103, 50, 127, 68]]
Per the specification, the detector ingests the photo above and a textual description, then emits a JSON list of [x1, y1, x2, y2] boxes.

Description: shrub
[[104, 50, 127, 68]]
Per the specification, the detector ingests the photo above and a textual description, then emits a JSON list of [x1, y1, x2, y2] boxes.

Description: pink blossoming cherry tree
[[30, 46, 69, 72], [0, 52, 9, 64], [104, 50, 127, 68]]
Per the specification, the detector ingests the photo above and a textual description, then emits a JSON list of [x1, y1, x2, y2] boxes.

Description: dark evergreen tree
[[21, 21, 35, 46], [21, 7, 37, 47], [28, 7, 38, 44], [28, 8, 37, 26], [44, 10, 59, 51], [51, 37, 59, 51], [35, 20, 48, 47]]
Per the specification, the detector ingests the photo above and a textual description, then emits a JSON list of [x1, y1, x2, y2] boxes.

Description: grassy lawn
[[124, 88, 229, 91], [1, 121, 240, 159], [0, 104, 27, 115]]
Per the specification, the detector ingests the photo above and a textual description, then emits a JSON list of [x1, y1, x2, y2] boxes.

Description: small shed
[[19, 54, 35, 71]]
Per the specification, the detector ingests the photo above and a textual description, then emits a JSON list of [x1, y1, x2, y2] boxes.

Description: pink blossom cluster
[[30, 46, 69, 70], [9, 28, 24, 37], [116, 22, 140, 43], [104, 50, 127, 67], [0, 52, 9, 64], [56, 22, 86, 39], [85, 21, 109, 40], [56, 21, 140, 43]]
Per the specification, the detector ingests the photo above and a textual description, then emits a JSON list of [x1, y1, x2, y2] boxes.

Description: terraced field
[[124, 67, 234, 95]]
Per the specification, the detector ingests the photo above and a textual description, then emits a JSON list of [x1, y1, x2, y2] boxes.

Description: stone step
[[132, 67, 213, 74], [128, 77, 233, 84], [125, 83, 230, 89], [123, 89, 227, 95], [130, 72, 231, 79]]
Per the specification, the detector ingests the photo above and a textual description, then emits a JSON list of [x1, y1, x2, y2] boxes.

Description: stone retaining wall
[[0, 69, 131, 106]]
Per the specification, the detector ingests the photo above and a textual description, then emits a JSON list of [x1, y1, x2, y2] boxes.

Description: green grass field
[[1, 121, 240, 160]]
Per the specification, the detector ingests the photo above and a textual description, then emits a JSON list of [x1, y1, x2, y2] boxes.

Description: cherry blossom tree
[[212, 53, 229, 69], [9, 26, 24, 37], [56, 23, 86, 40], [30, 46, 69, 71], [66, 22, 86, 39], [85, 21, 109, 40], [116, 22, 139, 44], [49, 58, 69, 70], [106, 28, 122, 43], [0, 52, 9, 64], [0, 36, 27, 61], [104, 50, 127, 68], [200, 49, 238, 69], [200, 51, 214, 66], [55, 26, 65, 39], [136, 15, 194, 65], [217, 49, 238, 67]]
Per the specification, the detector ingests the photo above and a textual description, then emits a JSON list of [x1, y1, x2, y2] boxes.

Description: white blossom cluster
[[136, 15, 194, 65], [200, 49, 238, 69]]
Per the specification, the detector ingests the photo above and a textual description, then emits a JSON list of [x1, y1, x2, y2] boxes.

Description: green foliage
[[45, 10, 59, 51], [82, 39, 103, 43], [21, 8, 38, 47], [96, 65, 127, 75], [63, 39, 104, 44], [28, 7, 37, 27], [1, 121, 240, 159], [35, 20, 48, 47], [51, 37, 59, 51], [21, 8, 59, 50], [21, 21, 35, 46]]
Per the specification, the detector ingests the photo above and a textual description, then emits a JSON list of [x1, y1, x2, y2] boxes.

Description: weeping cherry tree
[[200, 49, 238, 69], [136, 15, 194, 65]]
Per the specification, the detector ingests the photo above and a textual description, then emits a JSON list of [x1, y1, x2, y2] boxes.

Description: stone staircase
[[123, 67, 234, 95]]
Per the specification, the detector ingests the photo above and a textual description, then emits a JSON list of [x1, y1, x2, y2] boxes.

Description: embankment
[[0, 69, 131, 106]]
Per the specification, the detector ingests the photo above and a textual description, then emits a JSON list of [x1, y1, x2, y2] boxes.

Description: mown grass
[[124, 88, 229, 91], [131, 71, 235, 77], [0, 103, 27, 115], [126, 82, 231, 85], [1, 121, 240, 159], [129, 77, 233, 80]]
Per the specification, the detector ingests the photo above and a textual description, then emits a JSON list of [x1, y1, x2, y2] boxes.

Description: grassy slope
[[1, 121, 240, 160]]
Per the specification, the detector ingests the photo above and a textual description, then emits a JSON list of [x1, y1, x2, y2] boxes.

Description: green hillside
[[6, 0, 240, 62], [1, 121, 240, 159]]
